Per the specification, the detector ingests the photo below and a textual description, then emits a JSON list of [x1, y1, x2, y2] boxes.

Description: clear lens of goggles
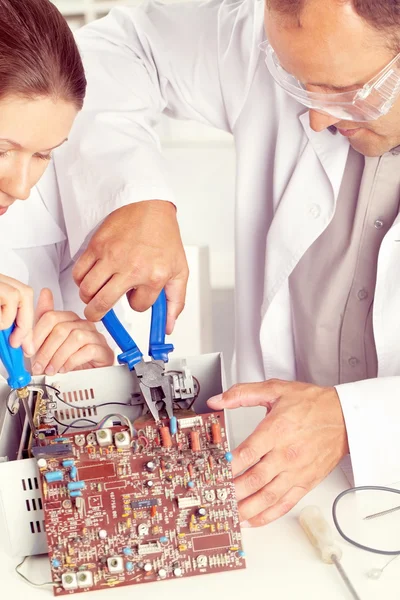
[[260, 40, 400, 122]]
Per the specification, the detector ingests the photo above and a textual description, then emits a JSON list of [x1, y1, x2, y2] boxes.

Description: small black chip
[[131, 499, 158, 509]]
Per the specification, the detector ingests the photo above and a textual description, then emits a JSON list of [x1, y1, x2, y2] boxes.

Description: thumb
[[207, 380, 289, 410], [35, 288, 54, 324], [164, 276, 188, 335]]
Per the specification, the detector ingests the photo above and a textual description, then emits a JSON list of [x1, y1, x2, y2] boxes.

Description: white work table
[[0, 467, 397, 600]]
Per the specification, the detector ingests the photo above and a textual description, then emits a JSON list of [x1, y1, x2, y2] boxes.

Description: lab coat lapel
[[262, 113, 349, 315]]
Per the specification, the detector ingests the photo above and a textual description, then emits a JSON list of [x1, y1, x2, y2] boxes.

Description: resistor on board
[[211, 422, 222, 445], [188, 464, 195, 479], [160, 426, 172, 448], [190, 431, 201, 452]]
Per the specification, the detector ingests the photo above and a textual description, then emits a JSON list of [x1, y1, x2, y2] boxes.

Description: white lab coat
[[0, 163, 88, 380], [53, 0, 400, 487]]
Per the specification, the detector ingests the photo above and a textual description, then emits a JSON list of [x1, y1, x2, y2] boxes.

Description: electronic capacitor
[[211, 422, 222, 445], [190, 430, 201, 452], [44, 470, 63, 483], [160, 427, 172, 448]]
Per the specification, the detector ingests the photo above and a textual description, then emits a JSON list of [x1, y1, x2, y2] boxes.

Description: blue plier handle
[[102, 290, 174, 421], [0, 324, 31, 390]]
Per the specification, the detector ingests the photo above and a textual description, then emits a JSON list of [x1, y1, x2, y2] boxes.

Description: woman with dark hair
[[0, 0, 114, 377]]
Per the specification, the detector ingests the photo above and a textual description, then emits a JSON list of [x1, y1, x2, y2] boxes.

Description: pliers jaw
[[134, 359, 174, 422]]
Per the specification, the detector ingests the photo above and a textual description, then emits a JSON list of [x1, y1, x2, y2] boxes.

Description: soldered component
[[62, 573, 78, 590], [190, 431, 201, 452], [177, 496, 201, 509], [77, 571, 93, 588], [44, 470, 63, 483], [96, 429, 113, 447], [211, 422, 222, 445], [115, 431, 131, 449], [107, 557, 124, 574], [159, 426, 172, 448]]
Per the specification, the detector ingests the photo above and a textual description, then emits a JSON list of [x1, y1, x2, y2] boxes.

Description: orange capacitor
[[151, 505, 157, 518], [190, 430, 201, 452], [211, 422, 222, 444], [160, 426, 172, 448], [188, 463, 195, 479]]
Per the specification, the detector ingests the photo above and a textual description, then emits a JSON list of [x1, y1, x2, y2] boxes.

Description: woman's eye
[[34, 153, 52, 161]]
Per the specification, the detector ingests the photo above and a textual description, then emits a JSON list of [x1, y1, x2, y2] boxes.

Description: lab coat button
[[308, 204, 321, 219], [374, 219, 384, 229], [357, 289, 368, 301], [348, 357, 359, 367]]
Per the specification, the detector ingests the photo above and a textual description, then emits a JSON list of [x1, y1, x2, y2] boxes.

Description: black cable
[[332, 485, 400, 555], [52, 416, 97, 434]]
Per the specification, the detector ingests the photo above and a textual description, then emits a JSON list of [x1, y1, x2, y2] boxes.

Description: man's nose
[[309, 109, 340, 132]]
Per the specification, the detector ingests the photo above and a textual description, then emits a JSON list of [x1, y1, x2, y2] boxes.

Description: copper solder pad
[[37, 411, 245, 594]]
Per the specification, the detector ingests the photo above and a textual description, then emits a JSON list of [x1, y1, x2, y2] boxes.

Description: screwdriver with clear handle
[[299, 505, 362, 600]]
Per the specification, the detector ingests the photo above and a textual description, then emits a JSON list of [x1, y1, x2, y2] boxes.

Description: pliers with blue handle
[[0, 324, 37, 433], [0, 324, 31, 391], [102, 289, 174, 422]]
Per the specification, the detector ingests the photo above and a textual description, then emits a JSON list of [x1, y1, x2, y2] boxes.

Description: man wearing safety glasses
[[55, 0, 400, 528]]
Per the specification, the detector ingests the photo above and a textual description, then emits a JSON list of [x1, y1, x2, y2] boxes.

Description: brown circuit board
[[34, 411, 245, 594]]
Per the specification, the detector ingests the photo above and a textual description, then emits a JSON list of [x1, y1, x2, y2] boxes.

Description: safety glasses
[[259, 40, 400, 122]]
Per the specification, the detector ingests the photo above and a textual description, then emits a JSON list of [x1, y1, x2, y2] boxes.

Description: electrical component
[[178, 416, 202, 429], [107, 557, 124, 574], [160, 427, 172, 448], [190, 431, 201, 452], [211, 422, 222, 445], [77, 572, 93, 588], [177, 496, 201, 509], [44, 470, 63, 483], [114, 431, 131, 449], [62, 573, 78, 591], [96, 429, 113, 447]]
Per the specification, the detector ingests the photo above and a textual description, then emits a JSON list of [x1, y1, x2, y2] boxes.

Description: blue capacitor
[[45, 470, 63, 483], [123, 547, 133, 556], [62, 460, 75, 468], [224, 452, 233, 463], [70, 466, 78, 480], [70, 491, 82, 498], [238, 550, 245, 558], [54, 438, 68, 442], [68, 481, 85, 491], [126, 561, 134, 571], [169, 416, 177, 435], [187, 481, 195, 489], [51, 559, 61, 568], [159, 536, 168, 544]]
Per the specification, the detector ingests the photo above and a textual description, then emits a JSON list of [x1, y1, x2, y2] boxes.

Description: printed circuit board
[[35, 411, 245, 594]]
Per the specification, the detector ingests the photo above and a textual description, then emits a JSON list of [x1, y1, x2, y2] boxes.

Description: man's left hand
[[207, 380, 349, 527]]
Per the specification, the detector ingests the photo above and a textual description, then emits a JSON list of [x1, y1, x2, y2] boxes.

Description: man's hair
[[267, 0, 400, 40], [0, 0, 86, 109]]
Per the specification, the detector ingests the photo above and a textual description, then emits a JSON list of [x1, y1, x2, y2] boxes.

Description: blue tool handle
[[101, 290, 174, 369], [101, 309, 143, 370], [149, 289, 174, 362], [0, 324, 31, 389]]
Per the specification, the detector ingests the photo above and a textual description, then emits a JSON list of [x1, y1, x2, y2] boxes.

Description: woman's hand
[[31, 289, 115, 375], [0, 274, 35, 355]]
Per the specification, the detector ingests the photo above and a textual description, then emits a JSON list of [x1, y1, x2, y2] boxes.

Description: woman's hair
[[0, 0, 86, 109]]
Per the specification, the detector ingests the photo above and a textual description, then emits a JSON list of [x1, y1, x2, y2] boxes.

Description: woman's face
[[0, 95, 78, 216]]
